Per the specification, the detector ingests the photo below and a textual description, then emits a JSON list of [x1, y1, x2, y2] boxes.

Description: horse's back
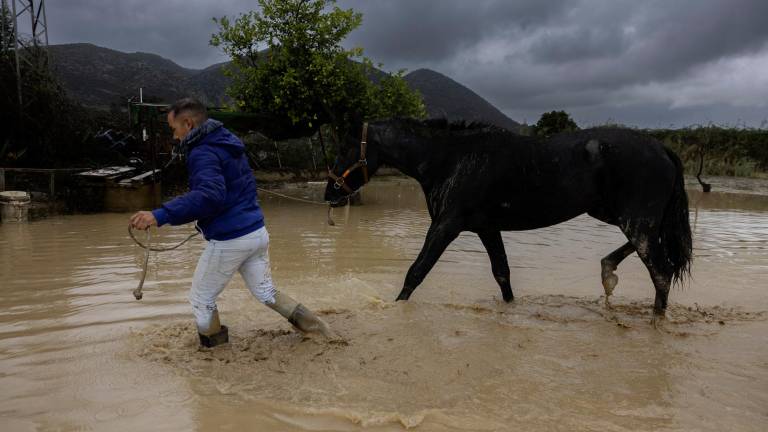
[[464, 128, 679, 231]]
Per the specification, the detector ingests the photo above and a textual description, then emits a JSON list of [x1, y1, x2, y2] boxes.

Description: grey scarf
[[180, 119, 223, 153]]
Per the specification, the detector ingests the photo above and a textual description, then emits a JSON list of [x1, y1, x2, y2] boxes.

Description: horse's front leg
[[396, 217, 462, 301], [478, 231, 514, 302]]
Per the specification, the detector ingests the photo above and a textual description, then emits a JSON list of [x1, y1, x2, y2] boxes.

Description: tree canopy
[[210, 0, 425, 138], [533, 110, 579, 137]]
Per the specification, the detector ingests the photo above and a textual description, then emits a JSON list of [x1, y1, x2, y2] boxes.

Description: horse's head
[[324, 121, 382, 207]]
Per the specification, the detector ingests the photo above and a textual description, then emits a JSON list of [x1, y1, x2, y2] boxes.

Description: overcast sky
[[44, 0, 768, 128]]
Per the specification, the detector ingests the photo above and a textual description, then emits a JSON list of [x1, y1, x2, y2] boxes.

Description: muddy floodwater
[[1, 176, 767, 431]]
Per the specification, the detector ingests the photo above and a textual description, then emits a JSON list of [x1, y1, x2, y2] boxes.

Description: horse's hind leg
[[640, 247, 673, 325], [478, 231, 514, 302], [626, 230, 673, 324], [600, 241, 635, 305]]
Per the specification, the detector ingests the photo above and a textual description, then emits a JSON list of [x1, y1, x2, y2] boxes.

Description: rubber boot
[[268, 291, 335, 338], [198, 309, 229, 347]]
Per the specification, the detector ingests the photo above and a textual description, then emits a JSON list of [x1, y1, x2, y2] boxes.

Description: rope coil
[[132, 228, 150, 300], [129, 226, 199, 300], [128, 225, 199, 251]]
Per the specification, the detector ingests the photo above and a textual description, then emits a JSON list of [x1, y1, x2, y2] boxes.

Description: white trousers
[[189, 226, 276, 332]]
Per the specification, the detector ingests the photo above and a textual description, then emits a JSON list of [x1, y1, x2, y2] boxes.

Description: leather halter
[[327, 122, 369, 194]]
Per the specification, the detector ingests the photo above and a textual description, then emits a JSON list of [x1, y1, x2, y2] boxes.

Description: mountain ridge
[[48, 43, 520, 131]]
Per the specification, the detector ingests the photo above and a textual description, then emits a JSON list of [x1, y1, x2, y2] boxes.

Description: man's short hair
[[169, 98, 208, 122]]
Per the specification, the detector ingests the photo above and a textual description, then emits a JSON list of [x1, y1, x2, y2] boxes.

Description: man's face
[[167, 111, 195, 141]]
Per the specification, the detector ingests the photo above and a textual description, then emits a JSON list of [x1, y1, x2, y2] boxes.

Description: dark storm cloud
[[46, 0, 768, 127], [528, 25, 630, 64], [337, 0, 570, 64], [45, 0, 253, 68], [608, 0, 768, 82]]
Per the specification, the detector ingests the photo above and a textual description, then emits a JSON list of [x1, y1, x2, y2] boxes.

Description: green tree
[[367, 69, 426, 120], [533, 110, 579, 137], [210, 0, 425, 137]]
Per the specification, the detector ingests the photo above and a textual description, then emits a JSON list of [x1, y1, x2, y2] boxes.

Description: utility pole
[[2, 0, 49, 108]]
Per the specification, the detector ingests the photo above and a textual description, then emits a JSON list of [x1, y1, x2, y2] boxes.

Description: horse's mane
[[388, 117, 514, 136], [422, 118, 497, 131]]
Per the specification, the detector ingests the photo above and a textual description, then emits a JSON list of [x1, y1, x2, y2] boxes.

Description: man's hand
[[130, 211, 157, 230]]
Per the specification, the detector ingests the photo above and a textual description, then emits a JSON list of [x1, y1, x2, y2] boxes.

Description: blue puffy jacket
[[152, 119, 264, 240]]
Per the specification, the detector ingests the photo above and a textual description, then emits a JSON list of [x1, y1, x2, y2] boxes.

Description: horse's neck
[[377, 135, 451, 217], [377, 131, 438, 185]]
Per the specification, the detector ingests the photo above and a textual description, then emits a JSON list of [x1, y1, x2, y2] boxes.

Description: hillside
[[48, 43, 520, 130], [404, 69, 520, 131], [184, 62, 231, 106], [49, 44, 194, 106]]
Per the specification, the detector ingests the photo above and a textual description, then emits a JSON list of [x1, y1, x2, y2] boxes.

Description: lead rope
[[256, 187, 337, 226]]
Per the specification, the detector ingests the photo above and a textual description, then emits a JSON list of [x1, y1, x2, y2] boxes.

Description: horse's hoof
[[395, 291, 412, 301], [601, 272, 618, 297], [650, 313, 666, 330]]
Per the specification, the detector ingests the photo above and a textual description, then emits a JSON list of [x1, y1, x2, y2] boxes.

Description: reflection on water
[[1, 177, 767, 431]]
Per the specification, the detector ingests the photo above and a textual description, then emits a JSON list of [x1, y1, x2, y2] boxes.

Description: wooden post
[[0, 168, 5, 192]]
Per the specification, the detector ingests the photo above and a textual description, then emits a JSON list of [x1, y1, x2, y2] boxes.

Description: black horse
[[324, 119, 692, 318]]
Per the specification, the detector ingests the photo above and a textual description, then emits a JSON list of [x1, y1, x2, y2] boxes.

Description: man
[[130, 98, 333, 347]]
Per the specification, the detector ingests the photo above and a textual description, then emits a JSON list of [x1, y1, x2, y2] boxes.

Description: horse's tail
[[660, 147, 693, 286]]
